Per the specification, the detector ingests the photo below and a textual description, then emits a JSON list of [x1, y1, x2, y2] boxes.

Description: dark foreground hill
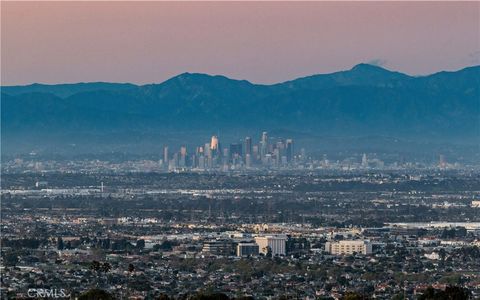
[[2, 64, 479, 155]]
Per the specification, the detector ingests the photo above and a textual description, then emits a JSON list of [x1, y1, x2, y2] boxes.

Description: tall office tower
[[362, 153, 368, 167], [276, 141, 285, 160], [180, 146, 187, 156], [198, 155, 205, 170], [170, 153, 179, 170], [245, 154, 252, 168], [260, 131, 268, 159], [163, 146, 169, 165], [179, 146, 187, 167], [205, 143, 211, 158], [273, 148, 280, 167], [262, 131, 268, 144], [190, 154, 197, 169], [286, 139, 294, 163], [229, 143, 243, 160], [204, 143, 212, 169], [252, 145, 259, 162], [245, 137, 252, 157], [210, 136, 219, 155], [223, 148, 229, 163], [439, 154, 446, 168]]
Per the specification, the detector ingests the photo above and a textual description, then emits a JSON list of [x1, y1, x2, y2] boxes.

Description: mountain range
[[2, 63, 479, 155]]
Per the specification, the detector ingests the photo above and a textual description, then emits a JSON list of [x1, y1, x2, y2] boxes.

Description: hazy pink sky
[[2, 1, 479, 85]]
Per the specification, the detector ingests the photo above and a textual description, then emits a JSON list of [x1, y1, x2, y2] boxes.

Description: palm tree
[[102, 262, 112, 273], [90, 260, 101, 273], [128, 263, 135, 273]]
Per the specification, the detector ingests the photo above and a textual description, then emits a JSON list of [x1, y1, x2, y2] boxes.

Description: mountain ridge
[[3, 63, 479, 95], [2, 63, 479, 154]]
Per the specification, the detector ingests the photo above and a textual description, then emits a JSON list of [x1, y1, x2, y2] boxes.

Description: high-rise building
[[252, 145, 259, 161], [163, 146, 169, 166], [205, 143, 211, 157], [261, 131, 268, 144], [245, 137, 252, 156], [211, 136, 219, 154], [179, 146, 187, 167], [229, 143, 243, 160], [198, 155, 205, 170], [439, 154, 446, 168], [190, 154, 197, 169], [286, 139, 294, 163], [255, 235, 287, 256], [222, 148, 228, 157], [362, 153, 368, 167], [204, 143, 211, 168], [245, 154, 252, 168], [300, 148, 306, 162], [260, 132, 268, 159]]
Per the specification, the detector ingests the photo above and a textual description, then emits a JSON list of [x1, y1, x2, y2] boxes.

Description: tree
[[78, 288, 114, 300], [160, 240, 174, 251], [3, 251, 19, 266], [342, 292, 368, 300], [418, 285, 471, 300], [189, 293, 230, 300], [57, 237, 64, 250], [102, 262, 112, 273], [439, 248, 446, 261], [153, 244, 162, 252], [128, 263, 135, 273], [263, 246, 272, 258], [136, 239, 145, 250], [157, 294, 171, 300], [90, 260, 102, 273]]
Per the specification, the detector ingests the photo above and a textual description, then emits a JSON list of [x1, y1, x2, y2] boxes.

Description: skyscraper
[[245, 137, 252, 157], [204, 143, 211, 168], [229, 143, 242, 166], [260, 132, 268, 160], [179, 146, 187, 167], [245, 154, 252, 168], [362, 153, 368, 167], [230, 143, 243, 160], [163, 146, 169, 167], [286, 139, 294, 163], [211, 136, 219, 151], [261, 132, 268, 144]]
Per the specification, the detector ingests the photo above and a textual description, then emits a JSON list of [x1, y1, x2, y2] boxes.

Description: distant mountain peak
[[163, 72, 254, 88], [350, 63, 391, 73]]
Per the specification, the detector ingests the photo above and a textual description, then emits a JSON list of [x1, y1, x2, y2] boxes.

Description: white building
[[255, 235, 287, 256], [324, 240, 373, 255]]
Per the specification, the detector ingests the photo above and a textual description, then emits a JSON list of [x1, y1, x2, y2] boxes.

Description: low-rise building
[[202, 239, 235, 256], [236, 242, 259, 257], [325, 240, 373, 255]]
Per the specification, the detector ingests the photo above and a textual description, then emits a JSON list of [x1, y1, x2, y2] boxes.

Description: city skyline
[[159, 131, 298, 171]]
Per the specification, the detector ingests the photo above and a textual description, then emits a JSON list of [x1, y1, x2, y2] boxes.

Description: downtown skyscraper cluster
[[162, 132, 298, 171]]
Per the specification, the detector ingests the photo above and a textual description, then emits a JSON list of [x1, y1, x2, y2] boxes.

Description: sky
[[1, 1, 479, 85]]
